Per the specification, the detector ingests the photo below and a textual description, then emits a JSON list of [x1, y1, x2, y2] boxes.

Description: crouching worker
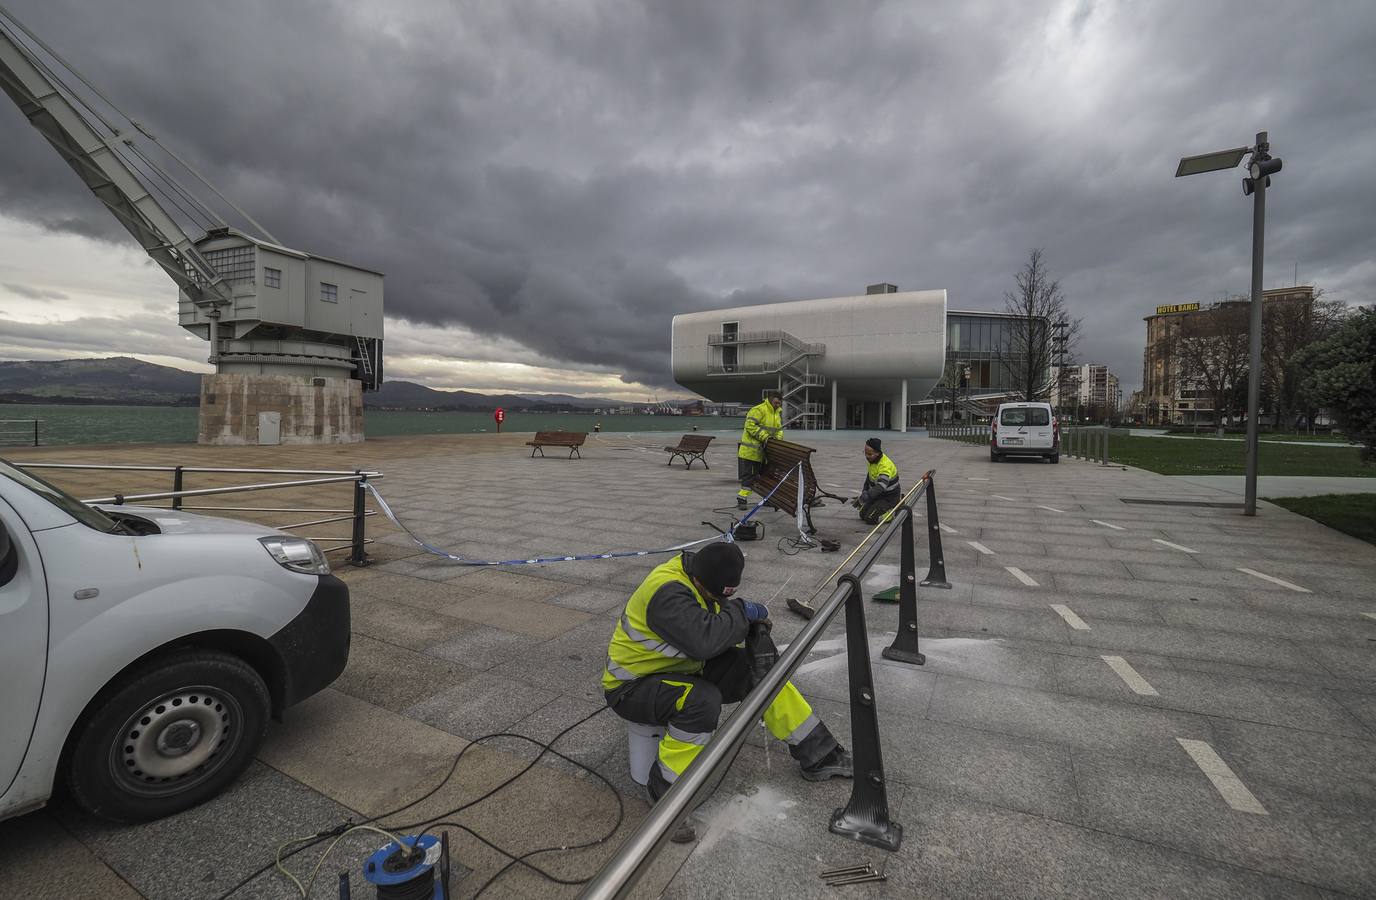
[[852, 437, 901, 524], [603, 542, 851, 842]]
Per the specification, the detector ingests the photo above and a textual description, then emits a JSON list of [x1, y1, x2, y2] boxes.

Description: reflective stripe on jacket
[[861, 453, 900, 502], [603, 554, 746, 691], [738, 400, 783, 462]]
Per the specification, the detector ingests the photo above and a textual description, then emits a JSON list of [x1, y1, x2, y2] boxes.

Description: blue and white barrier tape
[[361, 463, 802, 567]]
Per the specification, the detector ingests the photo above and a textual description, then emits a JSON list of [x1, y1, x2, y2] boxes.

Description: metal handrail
[[580, 473, 940, 899], [15, 461, 383, 566], [706, 330, 826, 354], [20, 463, 381, 476], [81, 474, 381, 505]]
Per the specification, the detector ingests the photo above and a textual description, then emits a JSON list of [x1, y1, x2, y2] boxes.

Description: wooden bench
[[526, 431, 587, 458], [664, 434, 715, 469], [753, 438, 821, 533]]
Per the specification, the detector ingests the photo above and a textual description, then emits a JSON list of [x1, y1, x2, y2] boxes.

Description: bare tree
[[996, 249, 1080, 401], [1176, 301, 1250, 436], [935, 354, 966, 424]]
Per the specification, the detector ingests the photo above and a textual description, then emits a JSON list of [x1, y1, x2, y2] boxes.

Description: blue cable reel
[[344, 833, 450, 900]]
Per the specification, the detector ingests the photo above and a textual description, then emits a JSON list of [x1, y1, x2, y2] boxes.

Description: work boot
[[646, 787, 697, 842], [801, 746, 854, 782], [736, 497, 749, 510]]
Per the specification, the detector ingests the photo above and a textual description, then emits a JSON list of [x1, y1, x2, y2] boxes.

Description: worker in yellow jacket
[[853, 437, 901, 524], [603, 542, 851, 842], [736, 390, 783, 509]]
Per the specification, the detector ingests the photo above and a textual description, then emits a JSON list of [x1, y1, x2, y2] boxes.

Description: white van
[[990, 402, 1059, 463], [0, 458, 350, 823]]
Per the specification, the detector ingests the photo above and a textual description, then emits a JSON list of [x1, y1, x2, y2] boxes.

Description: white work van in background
[[0, 457, 351, 823], [990, 402, 1060, 463]]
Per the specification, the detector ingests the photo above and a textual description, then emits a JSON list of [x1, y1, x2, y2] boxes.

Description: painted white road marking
[[1101, 655, 1158, 695], [1005, 566, 1039, 587], [967, 541, 994, 555], [1153, 539, 1199, 554], [1237, 567, 1311, 593], [1037, 505, 1066, 513], [1091, 519, 1125, 531], [1361, 612, 1376, 622], [991, 494, 1016, 502], [939, 523, 959, 534], [967, 477, 990, 481], [1050, 603, 1090, 630], [1176, 739, 1268, 815]]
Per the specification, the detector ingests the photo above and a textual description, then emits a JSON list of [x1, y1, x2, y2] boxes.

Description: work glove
[[742, 600, 770, 622]]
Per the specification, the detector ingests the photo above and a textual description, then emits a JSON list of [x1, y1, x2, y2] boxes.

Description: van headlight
[[259, 536, 331, 575]]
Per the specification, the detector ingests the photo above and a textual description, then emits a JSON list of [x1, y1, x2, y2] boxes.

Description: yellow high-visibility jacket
[[738, 400, 783, 462]]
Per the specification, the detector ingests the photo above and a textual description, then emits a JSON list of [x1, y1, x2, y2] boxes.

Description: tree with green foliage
[[1296, 307, 1376, 462]]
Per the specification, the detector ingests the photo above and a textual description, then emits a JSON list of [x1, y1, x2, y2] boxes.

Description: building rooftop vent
[[866, 282, 898, 294]]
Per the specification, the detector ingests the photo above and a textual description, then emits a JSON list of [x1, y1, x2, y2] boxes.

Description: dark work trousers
[[605, 648, 838, 800], [860, 490, 900, 525], [737, 457, 763, 495]]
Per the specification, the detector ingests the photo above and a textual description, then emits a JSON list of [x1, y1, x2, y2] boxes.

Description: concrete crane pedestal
[[197, 374, 363, 445]]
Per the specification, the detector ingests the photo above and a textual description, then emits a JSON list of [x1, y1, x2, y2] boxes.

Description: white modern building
[[671, 285, 946, 431]]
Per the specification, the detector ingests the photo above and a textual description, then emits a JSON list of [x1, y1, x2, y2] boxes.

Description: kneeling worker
[[603, 542, 851, 841], [853, 437, 901, 524]]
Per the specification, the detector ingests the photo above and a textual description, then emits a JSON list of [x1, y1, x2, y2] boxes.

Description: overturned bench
[[664, 434, 715, 469], [526, 431, 587, 458], [754, 438, 822, 532]]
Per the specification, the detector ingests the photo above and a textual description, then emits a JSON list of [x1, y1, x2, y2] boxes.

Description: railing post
[[1101, 427, 1110, 467], [172, 466, 184, 510], [830, 573, 903, 851], [920, 476, 950, 589], [349, 471, 370, 567], [882, 507, 926, 665], [33, 419, 39, 447]]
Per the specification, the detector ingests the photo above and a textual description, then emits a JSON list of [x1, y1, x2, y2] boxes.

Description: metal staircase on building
[[706, 329, 828, 429]]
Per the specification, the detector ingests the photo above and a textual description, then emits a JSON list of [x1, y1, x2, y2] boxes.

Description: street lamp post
[[1175, 132, 1282, 517]]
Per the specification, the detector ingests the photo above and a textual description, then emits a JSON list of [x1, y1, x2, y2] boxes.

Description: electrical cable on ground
[[216, 706, 622, 900]]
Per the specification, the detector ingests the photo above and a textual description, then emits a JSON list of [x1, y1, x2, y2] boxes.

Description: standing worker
[[736, 390, 784, 509], [603, 542, 851, 842], [852, 437, 901, 524]]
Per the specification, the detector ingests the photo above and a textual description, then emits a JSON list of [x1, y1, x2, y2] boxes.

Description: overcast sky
[[2, 0, 1373, 400]]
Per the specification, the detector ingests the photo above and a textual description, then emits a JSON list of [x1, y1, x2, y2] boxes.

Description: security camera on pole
[[1175, 132, 1283, 517]]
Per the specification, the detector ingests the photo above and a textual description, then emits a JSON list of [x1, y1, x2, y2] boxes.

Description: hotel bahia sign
[[1155, 302, 1201, 315]]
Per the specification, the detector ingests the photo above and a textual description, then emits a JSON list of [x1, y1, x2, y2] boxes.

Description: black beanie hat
[[692, 542, 745, 596], [866, 438, 883, 453]]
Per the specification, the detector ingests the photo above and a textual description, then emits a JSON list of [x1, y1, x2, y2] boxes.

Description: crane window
[[201, 245, 255, 285], [320, 282, 338, 303], [264, 267, 282, 288]]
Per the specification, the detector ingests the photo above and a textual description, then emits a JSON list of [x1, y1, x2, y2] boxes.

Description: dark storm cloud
[[1, 0, 1373, 393]]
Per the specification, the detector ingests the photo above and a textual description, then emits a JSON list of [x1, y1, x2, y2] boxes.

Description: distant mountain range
[[0, 357, 645, 410], [0, 357, 202, 405]]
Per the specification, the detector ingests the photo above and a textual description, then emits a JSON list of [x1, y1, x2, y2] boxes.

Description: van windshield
[[1000, 408, 1051, 426], [0, 460, 119, 532]]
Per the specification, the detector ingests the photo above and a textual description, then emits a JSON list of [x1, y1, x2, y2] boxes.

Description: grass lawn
[[1268, 494, 1376, 545], [1102, 433, 1376, 477]]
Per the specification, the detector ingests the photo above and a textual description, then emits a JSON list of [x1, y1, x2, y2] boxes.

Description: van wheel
[[66, 650, 269, 823]]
